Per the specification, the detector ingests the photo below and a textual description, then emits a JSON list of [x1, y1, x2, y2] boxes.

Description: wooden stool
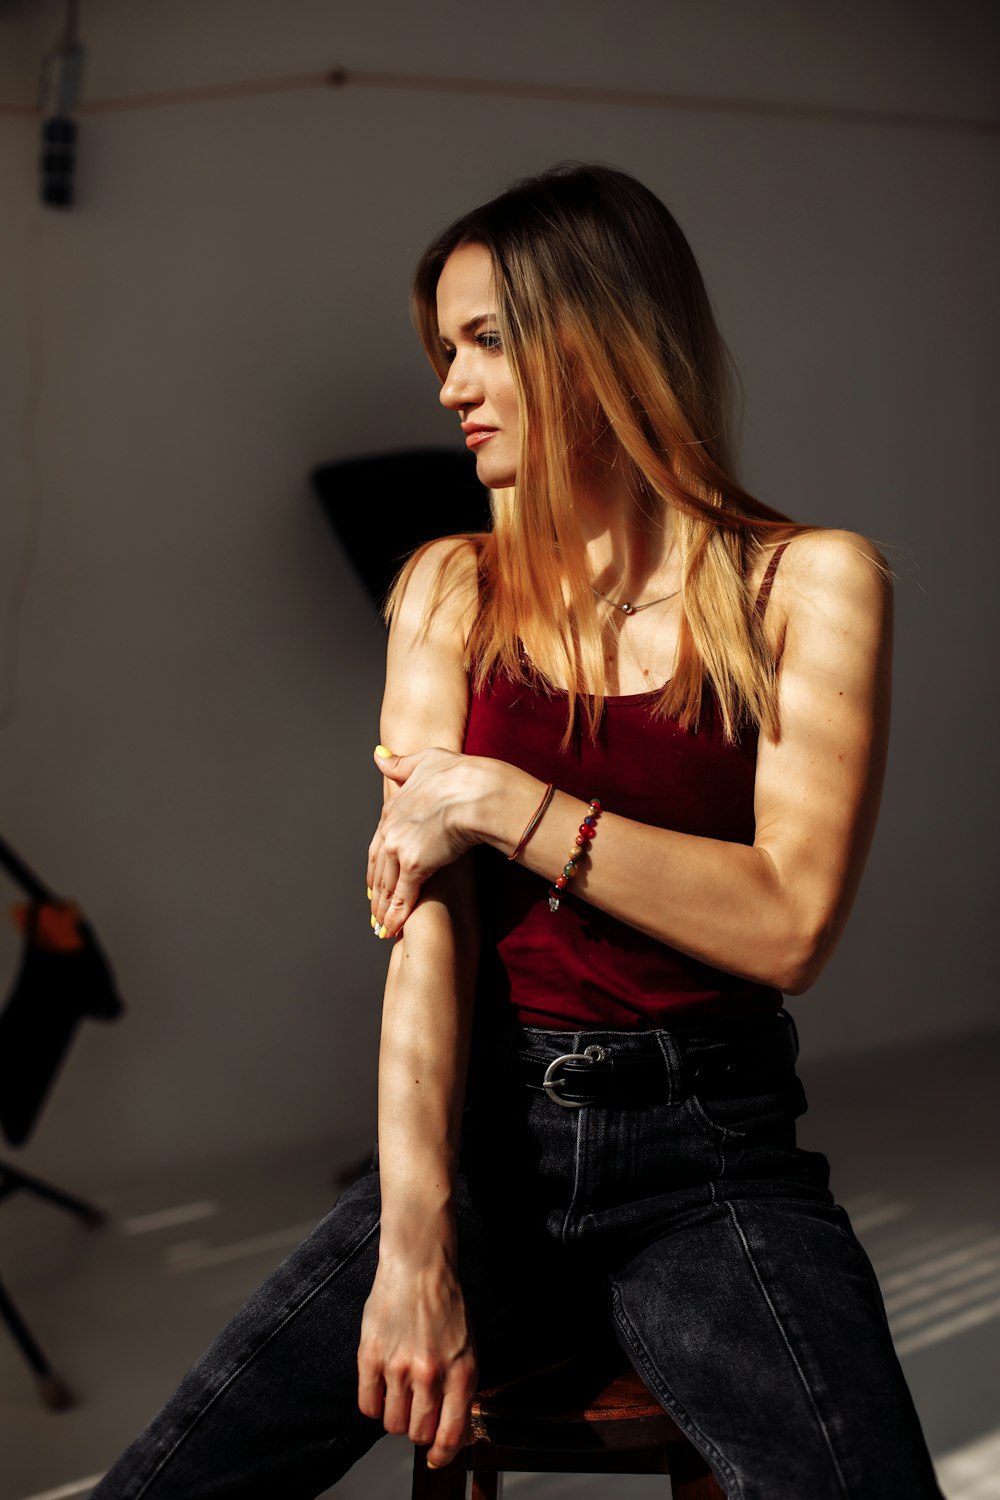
[[412, 1351, 726, 1498]]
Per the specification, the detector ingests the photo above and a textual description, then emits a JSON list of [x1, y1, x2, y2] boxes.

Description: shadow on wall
[[312, 449, 490, 611]]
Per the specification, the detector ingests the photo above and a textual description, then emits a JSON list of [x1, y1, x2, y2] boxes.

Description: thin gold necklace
[[591, 585, 680, 616]]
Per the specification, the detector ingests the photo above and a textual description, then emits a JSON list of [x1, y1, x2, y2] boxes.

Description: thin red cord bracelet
[[548, 799, 602, 912], [508, 782, 554, 862]]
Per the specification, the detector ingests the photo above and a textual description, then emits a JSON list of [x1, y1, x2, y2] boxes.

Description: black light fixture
[[38, 0, 84, 208]]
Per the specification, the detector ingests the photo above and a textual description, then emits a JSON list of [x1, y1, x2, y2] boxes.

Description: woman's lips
[[465, 429, 497, 449]]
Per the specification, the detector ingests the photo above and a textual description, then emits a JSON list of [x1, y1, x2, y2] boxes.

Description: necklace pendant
[[621, 601, 635, 615]]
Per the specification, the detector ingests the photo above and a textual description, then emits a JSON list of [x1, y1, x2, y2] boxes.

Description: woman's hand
[[357, 1251, 478, 1469], [367, 746, 496, 938]]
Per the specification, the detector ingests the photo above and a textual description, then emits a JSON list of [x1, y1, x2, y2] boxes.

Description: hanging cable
[[1, 60, 995, 137], [0, 200, 43, 732]]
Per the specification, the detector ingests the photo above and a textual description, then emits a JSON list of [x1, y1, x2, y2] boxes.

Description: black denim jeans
[[91, 1011, 942, 1499]]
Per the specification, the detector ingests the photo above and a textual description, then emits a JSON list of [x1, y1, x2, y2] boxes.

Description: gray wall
[[1, 0, 997, 1186]]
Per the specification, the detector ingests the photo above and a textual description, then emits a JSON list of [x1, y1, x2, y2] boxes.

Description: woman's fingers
[[367, 803, 392, 933], [357, 1269, 476, 1464], [373, 746, 413, 785], [407, 1361, 445, 1446], [426, 1363, 476, 1468], [379, 872, 416, 939], [368, 800, 404, 937], [356, 1361, 386, 1422], [368, 820, 425, 937], [365, 834, 379, 904], [361, 1360, 468, 1463], [367, 745, 476, 935], [381, 1368, 413, 1436], [369, 828, 418, 939], [370, 848, 401, 938]]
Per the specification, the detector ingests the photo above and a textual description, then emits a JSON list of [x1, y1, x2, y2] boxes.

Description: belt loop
[[651, 1030, 685, 1104]]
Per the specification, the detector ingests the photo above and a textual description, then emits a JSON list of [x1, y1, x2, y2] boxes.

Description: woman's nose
[[439, 358, 479, 412]]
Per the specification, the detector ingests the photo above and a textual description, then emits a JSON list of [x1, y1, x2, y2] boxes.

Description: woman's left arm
[[371, 531, 892, 995]]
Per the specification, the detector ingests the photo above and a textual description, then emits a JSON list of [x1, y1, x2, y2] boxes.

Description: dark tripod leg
[[0, 1162, 104, 1407], [0, 1161, 106, 1224], [0, 1271, 73, 1408]]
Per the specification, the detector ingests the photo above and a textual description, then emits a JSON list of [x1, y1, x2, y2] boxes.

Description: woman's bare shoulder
[[392, 534, 482, 627], [761, 528, 891, 628], [390, 534, 483, 647], [777, 527, 888, 580], [382, 537, 482, 756]]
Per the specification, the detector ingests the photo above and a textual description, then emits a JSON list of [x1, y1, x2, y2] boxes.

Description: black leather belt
[[517, 1022, 797, 1109]]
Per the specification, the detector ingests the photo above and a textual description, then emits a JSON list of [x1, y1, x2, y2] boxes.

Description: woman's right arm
[[356, 538, 482, 1470]]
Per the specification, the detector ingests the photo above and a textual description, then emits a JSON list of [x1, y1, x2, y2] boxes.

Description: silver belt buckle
[[542, 1044, 608, 1108]]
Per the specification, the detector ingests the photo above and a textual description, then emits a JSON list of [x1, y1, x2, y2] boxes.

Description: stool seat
[[413, 1349, 727, 1498], [471, 1357, 685, 1453]]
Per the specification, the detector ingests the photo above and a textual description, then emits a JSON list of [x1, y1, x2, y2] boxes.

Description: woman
[[93, 164, 941, 1499]]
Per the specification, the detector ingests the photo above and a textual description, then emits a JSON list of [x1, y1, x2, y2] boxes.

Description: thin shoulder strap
[[753, 542, 790, 622]]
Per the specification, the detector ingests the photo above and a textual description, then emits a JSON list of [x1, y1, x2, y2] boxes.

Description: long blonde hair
[[390, 162, 805, 746]]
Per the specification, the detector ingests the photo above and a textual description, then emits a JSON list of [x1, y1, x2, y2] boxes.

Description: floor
[[1, 1029, 998, 1500]]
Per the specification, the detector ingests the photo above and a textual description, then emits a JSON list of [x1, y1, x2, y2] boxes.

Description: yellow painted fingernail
[[426, 1460, 440, 1470], [378, 924, 388, 939], [367, 886, 373, 900], [374, 744, 393, 758], [370, 914, 378, 930]]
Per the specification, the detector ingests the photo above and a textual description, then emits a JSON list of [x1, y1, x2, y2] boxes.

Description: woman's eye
[[477, 332, 502, 351]]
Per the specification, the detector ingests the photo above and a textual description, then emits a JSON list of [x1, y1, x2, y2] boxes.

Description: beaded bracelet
[[508, 782, 555, 862], [548, 798, 602, 912]]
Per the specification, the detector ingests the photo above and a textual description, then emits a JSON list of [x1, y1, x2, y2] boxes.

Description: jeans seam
[[725, 1200, 850, 1497], [610, 1286, 739, 1497], [131, 1214, 381, 1499], [560, 1031, 585, 1245]]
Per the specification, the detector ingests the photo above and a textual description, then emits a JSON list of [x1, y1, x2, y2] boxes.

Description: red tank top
[[462, 546, 788, 1030]]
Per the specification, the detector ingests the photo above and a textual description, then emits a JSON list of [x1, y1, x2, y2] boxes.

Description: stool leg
[[411, 1446, 468, 1499], [470, 1472, 502, 1499]]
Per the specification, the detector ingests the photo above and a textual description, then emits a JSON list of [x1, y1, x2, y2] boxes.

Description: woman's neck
[[569, 460, 678, 601]]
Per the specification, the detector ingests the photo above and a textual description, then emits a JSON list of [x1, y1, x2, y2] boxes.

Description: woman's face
[[435, 243, 519, 489]]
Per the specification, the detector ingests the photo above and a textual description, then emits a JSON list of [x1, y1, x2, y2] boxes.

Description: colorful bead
[[546, 798, 602, 914]]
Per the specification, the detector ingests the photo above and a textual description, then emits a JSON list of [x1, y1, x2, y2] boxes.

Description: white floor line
[[17, 1474, 103, 1500], [121, 1200, 221, 1235], [935, 1424, 1000, 1500], [850, 1201, 909, 1233], [885, 1251, 1000, 1314], [893, 1273, 1000, 1334], [881, 1236, 1000, 1293], [840, 1190, 890, 1213], [879, 1227, 987, 1272], [896, 1290, 1000, 1357], [164, 1237, 211, 1268], [165, 1221, 317, 1272]]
